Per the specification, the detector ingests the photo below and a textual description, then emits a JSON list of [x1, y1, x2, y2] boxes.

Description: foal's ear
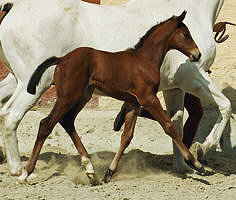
[[177, 10, 187, 22]]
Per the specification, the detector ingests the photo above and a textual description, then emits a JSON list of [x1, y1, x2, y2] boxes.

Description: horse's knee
[[1, 112, 19, 135], [220, 98, 232, 118]]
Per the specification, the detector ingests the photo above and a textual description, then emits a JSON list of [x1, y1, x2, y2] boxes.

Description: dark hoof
[[89, 178, 100, 186], [103, 169, 115, 183], [185, 159, 205, 174], [87, 174, 100, 186]]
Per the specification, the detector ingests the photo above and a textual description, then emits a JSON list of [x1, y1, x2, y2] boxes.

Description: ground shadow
[[35, 149, 174, 180], [201, 150, 236, 175], [18, 148, 236, 185], [218, 86, 235, 152], [222, 86, 236, 112], [18, 149, 176, 185]]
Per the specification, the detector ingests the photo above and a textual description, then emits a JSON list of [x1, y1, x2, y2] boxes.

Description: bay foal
[[24, 11, 203, 185]]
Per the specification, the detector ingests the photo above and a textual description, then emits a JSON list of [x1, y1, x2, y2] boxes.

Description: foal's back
[[59, 47, 140, 89]]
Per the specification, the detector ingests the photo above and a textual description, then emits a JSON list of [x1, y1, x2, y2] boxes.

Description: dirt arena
[[0, 1, 236, 200]]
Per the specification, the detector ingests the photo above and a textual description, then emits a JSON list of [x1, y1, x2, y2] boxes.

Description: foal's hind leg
[[18, 98, 74, 182], [104, 103, 140, 183], [59, 96, 99, 186]]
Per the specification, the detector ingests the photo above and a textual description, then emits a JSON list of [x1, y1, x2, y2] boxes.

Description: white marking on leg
[[109, 153, 119, 171], [17, 168, 28, 183], [203, 98, 231, 151], [81, 156, 94, 175]]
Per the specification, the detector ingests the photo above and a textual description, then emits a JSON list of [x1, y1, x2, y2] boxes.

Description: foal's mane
[[131, 15, 177, 50]]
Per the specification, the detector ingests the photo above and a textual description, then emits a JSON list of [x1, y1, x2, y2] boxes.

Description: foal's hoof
[[16, 168, 29, 184], [87, 173, 100, 186], [103, 169, 115, 183], [185, 159, 205, 174], [89, 177, 100, 186], [190, 142, 206, 160]]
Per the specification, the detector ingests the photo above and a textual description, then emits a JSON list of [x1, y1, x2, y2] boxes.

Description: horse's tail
[[0, 3, 13, 24], [113, 104, 126, 131], [27, 56, 60, 95]]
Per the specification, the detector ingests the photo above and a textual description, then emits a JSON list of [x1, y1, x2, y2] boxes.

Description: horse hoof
[[89, 177, 100, 186], [184, 159, 205, 174], [190, 142, 206, 160], [87, 173, 100, 186], [9, 166, 23, 177], [103, 169, 115, 183], [27, 172, 37, 181], [16, 168, 29, 184]]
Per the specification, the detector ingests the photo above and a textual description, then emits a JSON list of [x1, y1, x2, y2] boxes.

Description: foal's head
[[166, 11, 201, 62]]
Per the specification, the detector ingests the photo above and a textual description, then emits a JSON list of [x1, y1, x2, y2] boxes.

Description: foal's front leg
[[104, 102, 140, 183], [139, 93, 204, 173]]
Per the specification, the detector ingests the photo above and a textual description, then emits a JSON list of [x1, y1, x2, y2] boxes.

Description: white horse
[[0, 0, 231, 177]]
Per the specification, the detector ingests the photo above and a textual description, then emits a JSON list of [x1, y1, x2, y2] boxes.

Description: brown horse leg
[[139, 94, 204, 173], [114, 104, 156, 132], [115, 93, 203, 149], [18, 98, 74, 182], [59, 96, 99, 186], [183, 93, 203, 148], [113, 103, 155, 131], [104, 103, 140, 183]]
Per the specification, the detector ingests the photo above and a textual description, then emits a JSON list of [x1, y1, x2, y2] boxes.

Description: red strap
[[81, 0, 101, 4]]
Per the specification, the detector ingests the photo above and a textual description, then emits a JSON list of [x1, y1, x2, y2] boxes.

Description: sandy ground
[[0, 0, 236, 200]]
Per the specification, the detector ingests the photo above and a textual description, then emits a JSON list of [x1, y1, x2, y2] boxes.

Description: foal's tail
[[27, 56, 60, 95]]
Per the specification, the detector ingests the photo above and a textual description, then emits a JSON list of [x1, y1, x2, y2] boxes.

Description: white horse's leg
[[181, 68, 231, 158], [0, 77, 51, 175], [0, 73, 16, 161], [163, 89, 193, 173], [0, 73, 16, 108]]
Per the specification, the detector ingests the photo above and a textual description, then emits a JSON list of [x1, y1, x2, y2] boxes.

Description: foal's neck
[[135, 26, 174, 69]]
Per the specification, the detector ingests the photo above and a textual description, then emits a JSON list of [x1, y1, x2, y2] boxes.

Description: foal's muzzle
[[189, 49, 201, 62]]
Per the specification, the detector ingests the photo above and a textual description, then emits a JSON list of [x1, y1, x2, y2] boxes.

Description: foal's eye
[[183, 33, 190, 39]]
